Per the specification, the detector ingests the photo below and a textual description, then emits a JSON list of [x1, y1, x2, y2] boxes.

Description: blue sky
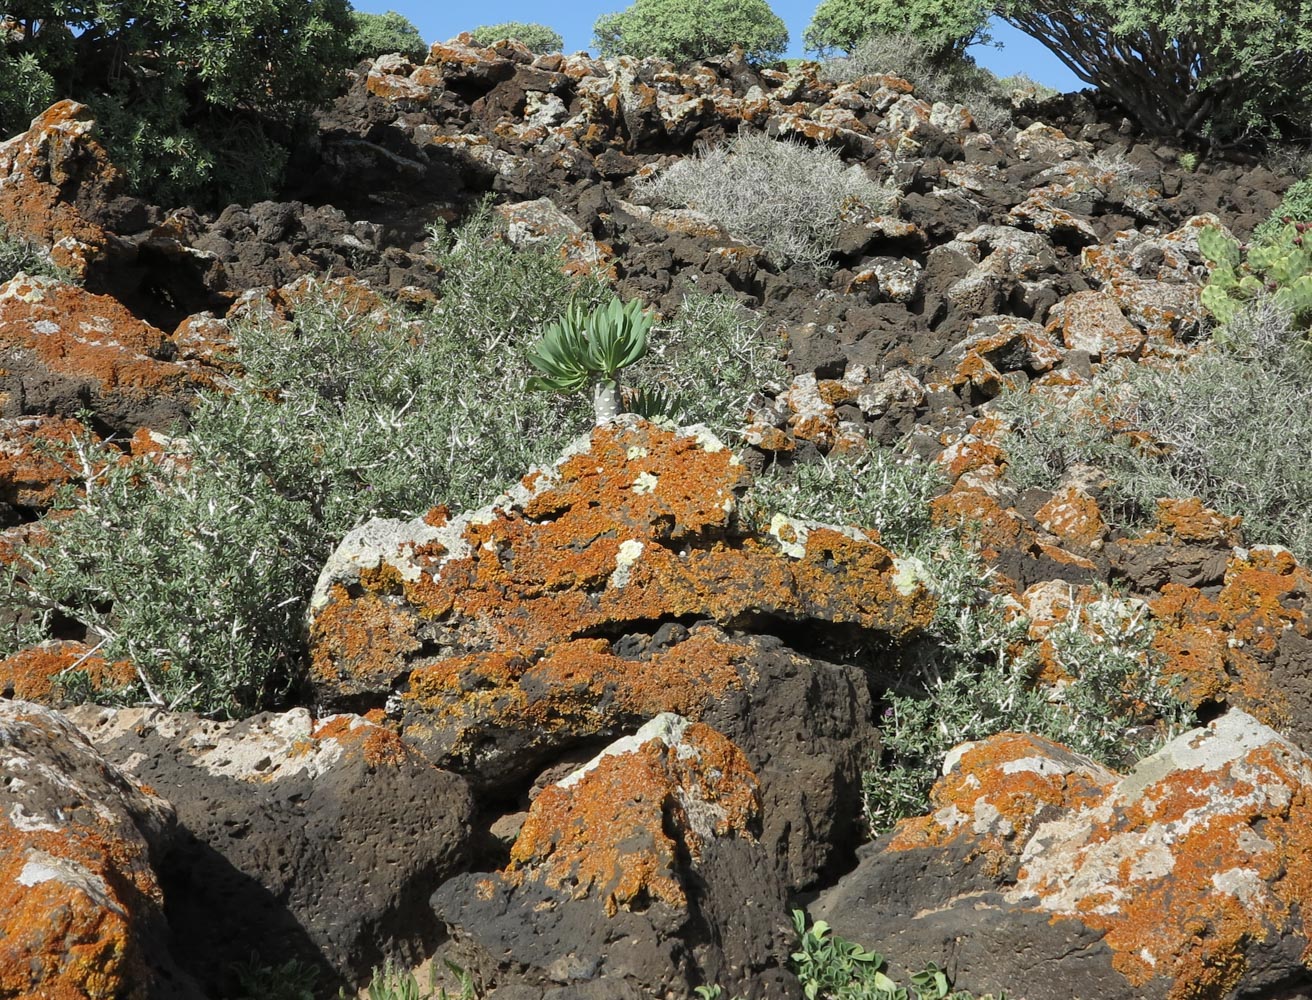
[[355, 2, 1086, 92]]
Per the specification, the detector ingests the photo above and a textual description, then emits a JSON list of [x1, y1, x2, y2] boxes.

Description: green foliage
[[871, 576, 1191, 833], [744, 443, 1190, 830], [1178, 152, 1200, 173], [0, 222, 75, 284], [0, 50, 54, 130], [824, 0, 1312, 144], [527, 295, 654, 424], [818, 31, 1021, 133], [1253, 177, 1312, 245], [229, 954, 319, 1000], [592, 0, 789, 63], [0, 0, 354, 204], [995, 0, 1312, 145], [635, 132, 896, 270], [1199, 223, 1312, 332], [469, 22, 565, 53], [351, 959, 475, 1000], [803, 0, 991, 58], [789, 911, 1003, 999], [527, 296, 653, 391], [348, 10, 428, 62]]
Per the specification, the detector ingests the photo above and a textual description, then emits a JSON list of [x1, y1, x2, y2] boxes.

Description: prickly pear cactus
[[1199, 222, 1312, 335]]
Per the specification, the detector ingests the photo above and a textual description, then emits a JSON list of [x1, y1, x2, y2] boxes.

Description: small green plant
[[1178, 151, 1200, 173], [0, 222, 75, 285], [1198, 223, 1312, 331], [230, 954, 319, 1000], [527, 295, 654, 424], [347, 958, 476, 1000], [635, 132, 896, 270], [469, 22, 565, 53], [789, 910, 997, 999], [1253, 176, 1312, 244]]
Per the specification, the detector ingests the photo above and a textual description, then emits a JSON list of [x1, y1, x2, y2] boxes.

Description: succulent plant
[[1199, 223, 1312, 336], [527, 295, 654, 424]]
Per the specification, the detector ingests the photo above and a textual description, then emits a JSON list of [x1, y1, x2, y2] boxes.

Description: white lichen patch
[[688, 424, 726, 453], [557, 713, 690, 790], [309, 515, 452, 615], [609, 538, 645, 589], [632, 471, 659, 495], [1211, 867, 1267, 907], [892, 556, 929, 597], [625, 446, 649, 461], [768, 513, 808, 558], [17, 850, 123, 915], [7, 802, 59, 833]]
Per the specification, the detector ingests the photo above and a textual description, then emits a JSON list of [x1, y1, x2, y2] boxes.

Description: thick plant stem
[[593, 380, 622, 425]]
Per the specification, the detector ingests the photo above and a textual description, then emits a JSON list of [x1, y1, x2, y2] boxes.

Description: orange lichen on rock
[[507, 717, 760, 917], [0, 101, 118, 278], [1152, 497, 1243, 547], [1035, 485, 1107, 552], [0, 416, 99, 508], [307, 713, 414, 770], [1006, 712, 1312, 998], [0, 641, 137, 704], [0, 275, 209, 414], [0, 700, 174, 998], [399, 628, 753, 761], [308, 585, 423, 696], [931, 486, 1035, 565], [310, 420, 935, 705], [890, 733, 1117, 863], [1148, 548, 1308, 728]]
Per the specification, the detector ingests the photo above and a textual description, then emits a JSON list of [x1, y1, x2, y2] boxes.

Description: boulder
[[67, 705, 476, 993], [814, 713, 1312, 1000], [433, 714, 799, 999], [0, 274, 210, 433], [0, 101, 122, 280], [309, 418, 934, 888], [0, 700, 202, 998]]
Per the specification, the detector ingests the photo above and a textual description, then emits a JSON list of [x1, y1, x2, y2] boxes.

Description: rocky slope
[[1, 31, 1311, 1000]]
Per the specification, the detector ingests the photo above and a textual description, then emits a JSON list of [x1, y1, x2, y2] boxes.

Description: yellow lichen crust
[[507, 721, 761, 917], [1149, 547, 1307, 729]]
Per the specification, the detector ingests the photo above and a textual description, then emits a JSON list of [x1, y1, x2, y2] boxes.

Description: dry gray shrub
[[635, 132, 896, 270]]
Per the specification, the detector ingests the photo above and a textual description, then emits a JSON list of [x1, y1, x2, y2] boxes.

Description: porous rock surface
[[433, 713, 799, 999], [814, 713, 1312, 1000], [0, 699, 202, 999], [66, 705, 475, 994], [309, 416, 932, 888]]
